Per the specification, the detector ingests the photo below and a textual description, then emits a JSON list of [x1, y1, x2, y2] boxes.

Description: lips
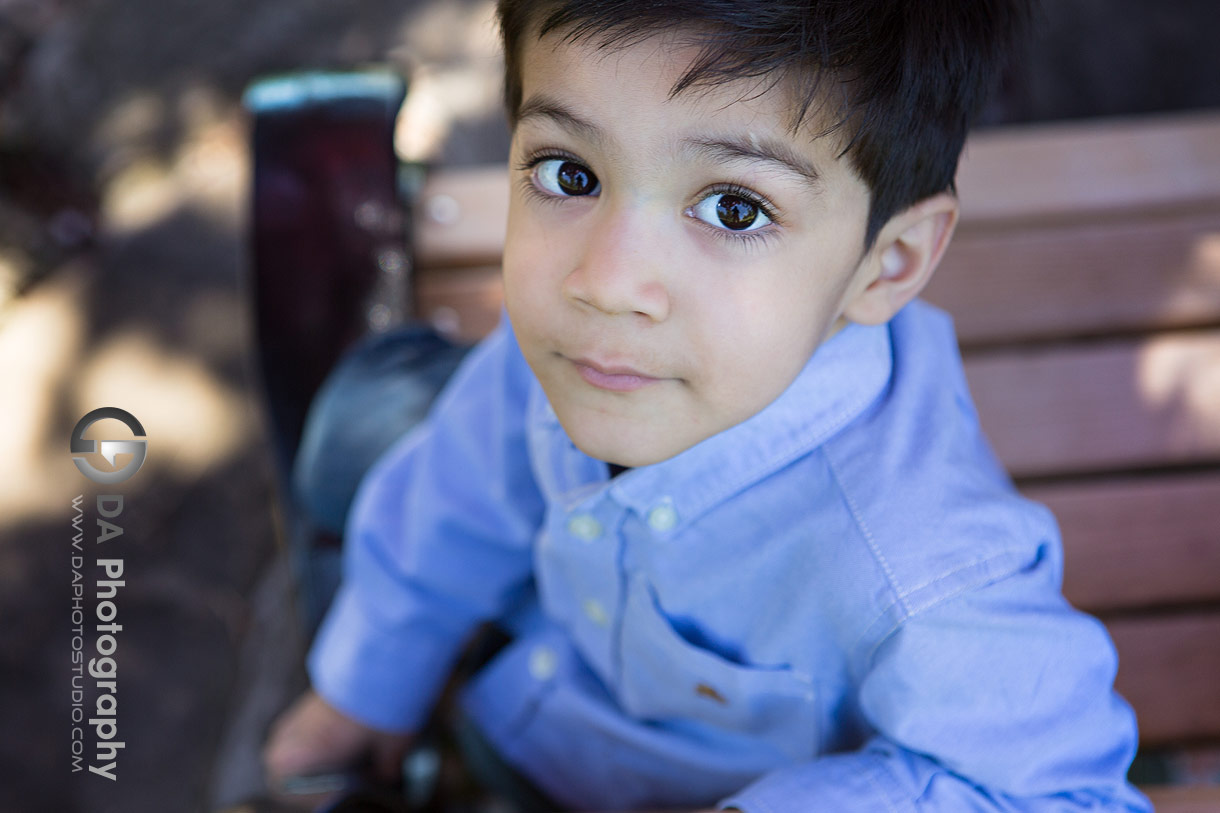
[[570, 356, 662, 392]]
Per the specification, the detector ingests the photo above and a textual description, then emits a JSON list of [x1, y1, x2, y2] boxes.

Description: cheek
[[689, 279, 835, 403], [702, 274, 823, 351], [502, 213, 553, 317]]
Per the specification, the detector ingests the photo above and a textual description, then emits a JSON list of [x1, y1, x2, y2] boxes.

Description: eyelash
[[515, 148, 782, 247], [514, 149, 586, 208], [693, 182, 781, 247]]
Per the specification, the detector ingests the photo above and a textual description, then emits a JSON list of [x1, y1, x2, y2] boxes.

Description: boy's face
[[503, 30, 880, 467]]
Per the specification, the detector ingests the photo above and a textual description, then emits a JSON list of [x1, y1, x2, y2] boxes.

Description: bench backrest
[[410, 113, 1220, 752]]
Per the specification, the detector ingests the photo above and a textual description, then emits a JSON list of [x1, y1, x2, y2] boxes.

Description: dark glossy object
[[246, 71, 411, 476]]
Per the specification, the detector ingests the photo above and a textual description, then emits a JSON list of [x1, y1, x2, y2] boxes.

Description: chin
[[565, 424, 675, 469]]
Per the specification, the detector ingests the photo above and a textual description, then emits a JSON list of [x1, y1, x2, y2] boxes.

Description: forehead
[[515, 28, 849, 159]]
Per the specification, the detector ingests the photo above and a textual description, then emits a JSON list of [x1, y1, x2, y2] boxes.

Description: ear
[[842, 192, 959, 326]]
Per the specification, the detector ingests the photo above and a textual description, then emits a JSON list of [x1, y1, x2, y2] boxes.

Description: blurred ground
[[0, 2, 504, 811], [1, 1, 1219, 812]]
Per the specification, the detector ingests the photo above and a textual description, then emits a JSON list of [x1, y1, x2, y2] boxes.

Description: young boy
[[266, 1, 1151, 810]]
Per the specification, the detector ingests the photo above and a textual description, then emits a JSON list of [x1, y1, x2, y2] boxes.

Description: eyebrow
[[682, 136, 823, 190], [516, 95, 606, 146], [516, 94, 823, 190]]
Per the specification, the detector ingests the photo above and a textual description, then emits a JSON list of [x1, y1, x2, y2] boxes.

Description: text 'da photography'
[[67, 407, 148, 783]]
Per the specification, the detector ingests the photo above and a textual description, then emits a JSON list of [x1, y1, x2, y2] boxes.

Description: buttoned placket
[[545, 493, 625, 685], [528, 407, 633, 687]]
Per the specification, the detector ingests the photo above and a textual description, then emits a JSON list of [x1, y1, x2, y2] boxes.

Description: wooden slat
[[965, 331, 1220, 478], [415, 166, 508, 269], [1142, 785, 1220, 813], [1022, 473, 1220, 613], [417, 265, 503, 343], [957, 112, 1220, 225], [1108, 613, 1220, 746], [927, 211, 1220, 346]]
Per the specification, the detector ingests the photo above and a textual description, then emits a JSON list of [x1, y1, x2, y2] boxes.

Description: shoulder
[[821, 301, 1061, 633]]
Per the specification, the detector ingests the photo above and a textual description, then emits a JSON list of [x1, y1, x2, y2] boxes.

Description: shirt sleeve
[[719, 546, 1153, 813], [308, 318, 546, 733]]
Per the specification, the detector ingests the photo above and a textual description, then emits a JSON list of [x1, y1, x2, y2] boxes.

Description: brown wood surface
[[414, 166, 509, 269], [965, 331, 1220, 478], [1024, 473, 1220, 614], [1108, 612, 1220, 746], [928, 211, 1220, 347], [956, 112, 1220, 225], [417, 264, 504, 343], [1142, 784, 1220, 813]]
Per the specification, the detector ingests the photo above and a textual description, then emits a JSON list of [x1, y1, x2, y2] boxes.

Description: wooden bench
[[408, 113, 1220, 811]]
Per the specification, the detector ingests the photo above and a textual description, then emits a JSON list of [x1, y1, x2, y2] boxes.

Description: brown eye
[[557, 161, 597, 195], [715, 194, 759, 230], [691, 190, 772, 234]]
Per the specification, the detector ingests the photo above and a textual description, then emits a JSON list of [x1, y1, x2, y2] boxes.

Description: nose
[[561, 205, 671, 322]]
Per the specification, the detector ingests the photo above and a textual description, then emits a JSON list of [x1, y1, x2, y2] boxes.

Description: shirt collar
[[605, 320, 893, 530]]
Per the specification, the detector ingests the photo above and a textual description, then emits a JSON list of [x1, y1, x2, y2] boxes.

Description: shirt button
[[567, 513, 602, 541], [582, 598, 609, 627], [528, 645, 558, 681], [647, 503, 678, 532]]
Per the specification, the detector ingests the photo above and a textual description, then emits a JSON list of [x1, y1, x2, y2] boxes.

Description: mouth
[[568, 356, 664, 393]]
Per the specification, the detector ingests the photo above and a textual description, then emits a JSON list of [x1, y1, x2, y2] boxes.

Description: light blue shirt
[[311, 301, 1150, 812]]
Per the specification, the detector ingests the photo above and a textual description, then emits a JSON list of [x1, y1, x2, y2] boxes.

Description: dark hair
[[496, 0, 1031, 247]]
